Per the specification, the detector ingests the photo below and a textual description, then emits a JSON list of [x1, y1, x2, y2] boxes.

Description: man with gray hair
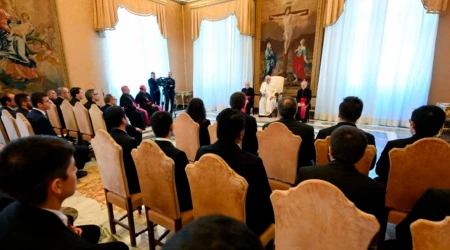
[[258, 76, 277, 117], [263, 96, 315, 169], [84, 89, 100, 110], [54, 87, 70, 128]]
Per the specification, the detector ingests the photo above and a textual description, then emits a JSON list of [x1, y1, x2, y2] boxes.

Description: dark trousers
[[164, 93, 175, 112], [73, 145, 90, 170], [245, 102, 253, 115], [151, 91, 161, 105]]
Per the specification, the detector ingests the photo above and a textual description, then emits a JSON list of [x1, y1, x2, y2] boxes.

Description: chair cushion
[[269, 179, 291, 191], [388, 209, 407, 224], [106, 191, 143, 210], [148, 209, 194, 231]]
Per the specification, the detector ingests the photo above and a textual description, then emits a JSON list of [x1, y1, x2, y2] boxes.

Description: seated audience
[[0, 136, 128, 250], [14, 93, 32, 117], [27, 92, 89, 178], [162, 215, 263, 250], [230, 92, 258, 155], [317, 96, 376, 169], [375, 105, 446, 185], [84, 89, 100, 110], [195, 108, 274, 236], [186, 98, 210, 146], [296, 80, 311, 123], [45, 88, 57, 102], [263, 97, 315, 169], [119, 86, 149, 127], [103, 106, 141, 194], [151, 111, 192, 212], [54, 87, 71, 128], [69, 87, 84, 106], [135, 85, 158, 118], [101, 94, 116, 112], [241, 81, 255, 115], [0, 93, 16, 118]]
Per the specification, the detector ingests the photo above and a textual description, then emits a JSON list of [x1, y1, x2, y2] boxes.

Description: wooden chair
[[73, 102, 94, 141], [173, 113, 199, 161], [88, 104, 107, 134], [270, 180, 380, 250], [47, 102, 66, 136], [386, 138, 450, 224], [60, 100, 80, 139], [411, 216, 450, 250], [207, 122, 218, 144], [185, 154, 275, 247], [0, 120, 9, 144], [1, 110, 20, 140], [91, 130, 145, 247], [131, 140, 194, 249], [257, 122, 301, 190], [15, 113, 34, 137], [314, 136, 377, 176]]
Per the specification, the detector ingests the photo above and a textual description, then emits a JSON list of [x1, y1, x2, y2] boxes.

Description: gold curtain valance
[[93, 0, 168, 38], [191, 0, 255, 41], [422, 0, 448, 13]]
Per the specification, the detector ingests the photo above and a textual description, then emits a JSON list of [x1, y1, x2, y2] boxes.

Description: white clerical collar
[[155, 138, 173, 143], [42, 208, 68, 226], [33, 108, 46, 116]]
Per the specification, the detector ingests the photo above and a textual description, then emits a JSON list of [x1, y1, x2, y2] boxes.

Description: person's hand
[[135, 127, 142, 133], [69, 225, 82, 237]]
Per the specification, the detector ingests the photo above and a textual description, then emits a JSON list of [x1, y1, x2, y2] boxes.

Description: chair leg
[[105, 190, 116, 234], [145, 207, 156, 250], [127, 198, 137, 247], [137, 206, 142, 214]]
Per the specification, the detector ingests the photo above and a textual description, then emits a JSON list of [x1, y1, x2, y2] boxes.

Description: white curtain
[[315, 0, 439, 127], [193, 15, 253, 112], [104, 7, 170, 98]]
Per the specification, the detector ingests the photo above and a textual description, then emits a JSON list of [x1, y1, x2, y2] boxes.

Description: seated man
[[119, 86, 149, 127], [27, 92, 89, 178], [151, 111, 192, 212], [135, 85, 160, 118], [375, 105, 446, 185], [14, 93, 32, 117], [69, 87, 84, 106], [296, 80, 311, 123], [241, 81, 254, 115], [103, 106, 141, 194], [195, 108, 274, 236], [54, 87, 71, 128], [0, 136, 128, 250], [0, 93, 16, 118], [84, 89, 100, 110], [258, 76, 277, 117], [263, 97, 315, 169], [45, 88, 57, 102], [230, 92, 258, 155], [317, 96, 376, 169]]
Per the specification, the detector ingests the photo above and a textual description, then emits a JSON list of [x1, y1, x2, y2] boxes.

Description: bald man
[[241, 81, 255, 115]]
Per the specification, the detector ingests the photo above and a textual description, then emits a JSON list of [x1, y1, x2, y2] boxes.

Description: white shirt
[[42, 208, 68, 226], [33, 108, 47, 116], [155, 138, 173, 143]]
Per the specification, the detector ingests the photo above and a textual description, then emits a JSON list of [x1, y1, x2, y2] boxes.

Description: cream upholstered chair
[[173, 113, 199, 161], [60, 100, 80, 138], [411, 216, 450, 250], [207, 122, 218, 144], [185, 154, 275, 247], [73, 102, 94, 141], [314, 136, 377, 176], [0, 120, 9, 144], [270, 180, 380, 250], [47, 102, 65, 136], [91, 130, 145, 247], [15, 113, 34, 137], [386, 138, 450, 224], [88, 104, 107, 134], [131, 140, 194, 249], [1, 110, 20, 140], [270, 76, 285, 102], [257, 122, 301, 190]]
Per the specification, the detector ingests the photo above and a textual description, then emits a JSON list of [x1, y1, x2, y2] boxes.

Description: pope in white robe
[[259, 76, 277, 116]]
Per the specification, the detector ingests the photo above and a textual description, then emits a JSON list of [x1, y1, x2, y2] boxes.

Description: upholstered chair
[[15, 113, 34, 137], [173, 113, 199, 161], [0, 119, 9, 144], [47, 102, 66, 136], [60, 100, 80, 138], [73, 102, 94, 141], [88, 104, 107, 134], [1, 110, 20, 141], [411, 216, 450, 250], [207, 122, 218, 144]]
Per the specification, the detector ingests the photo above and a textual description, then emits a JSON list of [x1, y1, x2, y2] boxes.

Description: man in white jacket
[[259, 76, 277, 116]]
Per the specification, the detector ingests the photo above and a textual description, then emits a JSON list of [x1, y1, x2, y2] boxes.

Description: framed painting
[[0, 0, 69, 94], [254, 0, 326, 97]]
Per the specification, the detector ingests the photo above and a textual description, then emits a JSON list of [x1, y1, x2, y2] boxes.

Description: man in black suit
[[84, 89, 100, 110], [120, 86, 149, 128], [27, 92, 89, 178], [151, 111, 192, 212], [375, 105, 446, 185], [101, 94, 116, 112], [263, 97, 315, 169], [241, 81, 255, 115], [195, 108, 274, 236], [14, 93, 32, 117], [54, 87, 71, 128], [103, 106, 141, 194], [148, 72, 160, 105], [163, 71, 176, 113], [135, 85, 158, 118], [0, 136, 128, 250], [69, 87, 84, 106], [0, 93, 16, 118], [230, 92, 258, 155], [316, 96, 376, 169]]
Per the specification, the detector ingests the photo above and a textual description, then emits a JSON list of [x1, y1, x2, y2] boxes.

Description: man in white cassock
[[259, 76, 277, 116]]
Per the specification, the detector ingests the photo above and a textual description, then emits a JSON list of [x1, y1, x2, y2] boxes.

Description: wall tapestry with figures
[[0, 0, 68, 93]]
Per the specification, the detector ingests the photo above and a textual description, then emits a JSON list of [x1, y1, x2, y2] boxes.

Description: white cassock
[[259, 81, 277, 116]]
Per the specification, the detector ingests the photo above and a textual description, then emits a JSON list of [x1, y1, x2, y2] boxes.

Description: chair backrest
[[15, 113, 34, 137], [270, 180, 380, 250], [411, 216, 450, 250], [91, 130, 130, 198], [314, 136, 331, 166], [73, 102, 94, 136], [1, 110, 20, 140], [386, 138, 450, 213], [47, 103, 62, 129], [257, 122, 301, 184], [0, 120, 9, 144], [173, 113, 200, 161], [131, 140, 180, 219], [207, 122, 218, 144], [270, 76, 285, 94], [185, 153, 248, 222], [89, 104, 107, 134], [60, 100, 79, 132]]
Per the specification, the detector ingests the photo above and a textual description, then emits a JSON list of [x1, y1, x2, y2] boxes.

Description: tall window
[[193, 15, 253, 112], [104, 7, 170, 98]]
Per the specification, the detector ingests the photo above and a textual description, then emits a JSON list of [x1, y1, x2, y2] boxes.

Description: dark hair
[[85, 89, 95, 101], [14, 93, 28, 108], [0, 93, 12, 107], [216, 108, 245, 141], [45, 89, 54, 94], [330, 125, 368, 164], [151, 111, 173, 137], [186, 98, 207, 124], [338, 96, 363, 122], [104, 94, 115, 104], [230, 92, 246, 110], [70, 87, 81, 98], [278, 97, 298, 118], [151, 72, 155, 75], [30, 92, 48, 108], [103, 106, 126, 129], [0, 136, 74, 205], [162, 215, 264, 250], [411, 105, 446, 137]]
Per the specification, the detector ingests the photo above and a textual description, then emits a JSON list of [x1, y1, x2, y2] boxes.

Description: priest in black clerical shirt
[[241, 81, 255, 115]]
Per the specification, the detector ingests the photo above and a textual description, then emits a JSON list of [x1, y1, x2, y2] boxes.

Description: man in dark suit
[[375, 105, 446, 185], [69, 87, 84, 106], [27, 92, 89, 178], [148, 72, 160, 105], [54, 87, 71, 128], [163, 72, 176, 113], [0, 93, 16, 118], [316, 96, 376, 169], [84, 89, 100, 110], [103, 106, 141, 194], [230, 92, 258, 155], [120, 85, 149, 128], [151, 111, 192, 212], [101, 94, 116, 112], [14, 93, 32, 117], [263, 97, 315, 169], [195, 108, 274, 236], [241, 81, 255, 115]]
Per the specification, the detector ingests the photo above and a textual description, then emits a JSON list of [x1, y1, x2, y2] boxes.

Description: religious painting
[[0, 0, 69, 94], [254, 0, 326, 96]]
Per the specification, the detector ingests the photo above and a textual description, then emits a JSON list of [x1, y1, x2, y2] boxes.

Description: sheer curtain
[[193, 15, 253, 112], [315, 0, 439, 127], [104, 7, 170, 98]]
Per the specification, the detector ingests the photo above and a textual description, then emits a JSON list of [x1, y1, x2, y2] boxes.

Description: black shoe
[[76, 170, 88, 178]]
